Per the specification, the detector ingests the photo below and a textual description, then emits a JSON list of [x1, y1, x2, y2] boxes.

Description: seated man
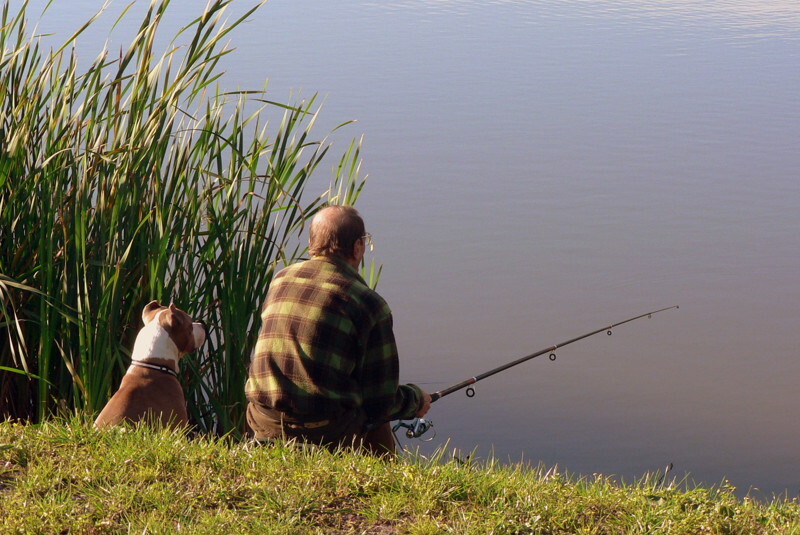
[[245, 205, 431, 455]]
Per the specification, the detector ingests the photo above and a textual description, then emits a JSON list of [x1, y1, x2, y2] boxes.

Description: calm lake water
[[26, 0, 800, 497]]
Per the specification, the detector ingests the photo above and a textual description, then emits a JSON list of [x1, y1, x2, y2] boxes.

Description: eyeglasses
[[361, 232, 374, 252]]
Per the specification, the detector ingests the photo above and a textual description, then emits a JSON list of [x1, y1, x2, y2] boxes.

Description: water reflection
[[345, 0, 799, 498], [364, 0, 800, 39]]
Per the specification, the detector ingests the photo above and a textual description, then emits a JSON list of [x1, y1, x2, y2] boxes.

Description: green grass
[[1, 419, 799, 534]]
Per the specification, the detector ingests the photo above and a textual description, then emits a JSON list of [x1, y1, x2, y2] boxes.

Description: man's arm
[[359, 311, 425, 421]]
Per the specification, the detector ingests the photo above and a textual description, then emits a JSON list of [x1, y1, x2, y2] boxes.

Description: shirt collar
[[312, 254, 367, 284]]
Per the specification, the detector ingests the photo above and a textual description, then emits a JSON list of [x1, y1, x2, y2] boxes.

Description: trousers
[[246, 402, 396, 457]]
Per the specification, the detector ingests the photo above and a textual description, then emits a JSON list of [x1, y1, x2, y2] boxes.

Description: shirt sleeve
[[359, 310, 422, 421]]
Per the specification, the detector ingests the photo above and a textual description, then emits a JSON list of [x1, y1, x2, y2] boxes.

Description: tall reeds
[[0, 0, 366, 435]]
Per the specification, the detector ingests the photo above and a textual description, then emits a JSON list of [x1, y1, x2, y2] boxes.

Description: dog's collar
[[129, 360, 179, 378]]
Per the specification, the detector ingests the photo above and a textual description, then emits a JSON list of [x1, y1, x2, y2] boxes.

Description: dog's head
[[142, 301, 206, 354]]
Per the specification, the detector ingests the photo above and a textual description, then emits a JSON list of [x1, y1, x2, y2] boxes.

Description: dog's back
[[94, 362, 189, 428]]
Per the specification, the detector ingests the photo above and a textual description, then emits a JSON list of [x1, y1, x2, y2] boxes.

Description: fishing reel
[[393, 418, 434, 439]]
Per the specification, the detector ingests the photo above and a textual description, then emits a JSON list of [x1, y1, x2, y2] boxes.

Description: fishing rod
[[393, 305, 679, 439]]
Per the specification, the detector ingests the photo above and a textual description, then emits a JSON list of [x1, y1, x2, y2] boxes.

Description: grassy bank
[[1, 419, 798, 534]]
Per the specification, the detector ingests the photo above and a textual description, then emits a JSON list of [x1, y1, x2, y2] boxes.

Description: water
[[24, 0, 800, 497]]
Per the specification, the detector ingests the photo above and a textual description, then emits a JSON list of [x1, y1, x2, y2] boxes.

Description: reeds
[[0, 0, 366, 435]]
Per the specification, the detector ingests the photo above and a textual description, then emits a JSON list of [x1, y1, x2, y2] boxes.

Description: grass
[[0, 0, 367, 435], [1, 418, 799, 534]]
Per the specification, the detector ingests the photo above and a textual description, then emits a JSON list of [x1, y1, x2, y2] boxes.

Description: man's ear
[[352, 238, 365, 265]]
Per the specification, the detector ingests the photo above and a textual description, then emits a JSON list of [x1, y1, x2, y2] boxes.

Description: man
[[245, 205, 431, 455]]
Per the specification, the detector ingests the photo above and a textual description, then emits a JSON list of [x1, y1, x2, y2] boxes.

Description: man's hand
[[416, 390, 432, 417]]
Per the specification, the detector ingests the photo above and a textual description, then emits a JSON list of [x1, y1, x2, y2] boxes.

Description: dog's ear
[[142, 300, 162, 324]]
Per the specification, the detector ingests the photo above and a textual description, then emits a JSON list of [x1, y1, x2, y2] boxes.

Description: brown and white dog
[[94, 301, 206, 429]]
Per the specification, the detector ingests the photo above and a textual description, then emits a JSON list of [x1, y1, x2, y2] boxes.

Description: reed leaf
[[0, 0, 367, 435]]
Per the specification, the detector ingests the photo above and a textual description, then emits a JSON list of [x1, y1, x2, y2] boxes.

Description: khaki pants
[[246, 402, 396, 457]]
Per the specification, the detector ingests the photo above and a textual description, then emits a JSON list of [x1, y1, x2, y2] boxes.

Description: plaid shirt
[[245, 255, 423, 421]]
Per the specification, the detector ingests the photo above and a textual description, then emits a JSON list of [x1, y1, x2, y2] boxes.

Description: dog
[[94, 301, 206, 429]]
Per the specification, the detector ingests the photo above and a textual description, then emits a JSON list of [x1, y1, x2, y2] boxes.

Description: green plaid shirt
[[245, 255, 423, 421]]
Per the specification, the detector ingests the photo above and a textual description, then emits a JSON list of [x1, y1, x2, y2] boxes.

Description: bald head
[[309, 205, 366, 261]]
